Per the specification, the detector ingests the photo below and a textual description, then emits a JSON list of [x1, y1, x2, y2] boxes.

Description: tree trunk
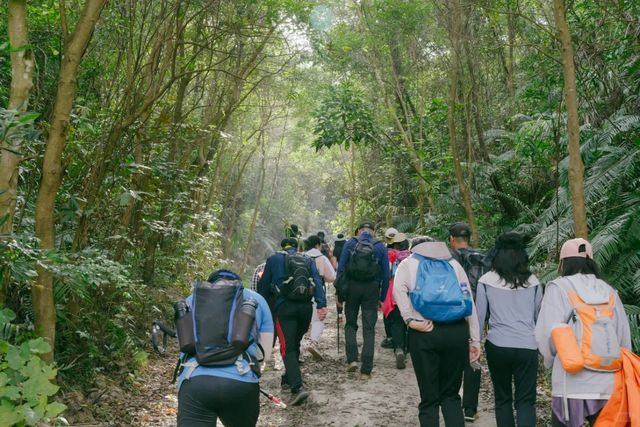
[[239, 137, 267, 276], [553, 0, 588, 238], [33, 0, 106, 362], [0, 0, 34, 237], [447, 0, 479, 245]]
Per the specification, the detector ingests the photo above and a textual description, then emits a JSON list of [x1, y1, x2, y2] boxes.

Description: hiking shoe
[[463, 408, 477, 422], [290, 388, 310, 406], [281, 376, 291, 391], [360, 373, 371, 380], [380, 337, 394, 349], [347, 361, 358, 372], [307, 342, 323, 361], [395, 351, 406, 369]]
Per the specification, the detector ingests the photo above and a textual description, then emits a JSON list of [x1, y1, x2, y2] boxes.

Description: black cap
[[357, 221, 375, 231], [449, 222, 471, 238], [336, 233, 345, 240], [280, 237, 298, 248]]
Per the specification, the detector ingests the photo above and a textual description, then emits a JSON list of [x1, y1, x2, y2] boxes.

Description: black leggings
[[178, 375, 259, 427]]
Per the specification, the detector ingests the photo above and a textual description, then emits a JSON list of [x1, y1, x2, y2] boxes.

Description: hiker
[[447, 222, 489, 422], [535, 238, 631, 427], [475, 232, 542, 427], [304, 234, 336, 360], [336, 221, 390, 379], [381, 232, 411, 369], [393, 236, 481, 427], [316, 231, 332, 259], [250, 262, 266, 292], [332, 233, 347, 269], [380, 227, 400, 350], [332, 233, 347, 321], [175, 269, 274, 427], [257, 238, 327, 405]]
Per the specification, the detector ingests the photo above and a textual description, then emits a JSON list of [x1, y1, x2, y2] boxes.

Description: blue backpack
[[410, 254, 472, 322]]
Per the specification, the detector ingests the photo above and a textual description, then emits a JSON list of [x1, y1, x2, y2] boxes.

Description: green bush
[[0, 309, 67, 426]]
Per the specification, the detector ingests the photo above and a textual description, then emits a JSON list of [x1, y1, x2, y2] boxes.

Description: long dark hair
[[491, 232, 532, 289], [559, 256, 602, 278]]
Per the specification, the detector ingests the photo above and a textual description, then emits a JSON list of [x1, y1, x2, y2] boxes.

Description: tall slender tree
[[33, 0, 107, 361], [553, 0, 588, 238]]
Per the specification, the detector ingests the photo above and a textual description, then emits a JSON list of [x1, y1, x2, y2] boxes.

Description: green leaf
[[21, 366, 59, 401], [22, 402, 45, 426], [45, 402, 67, 418], [0, 400, 24, 426], [6, 347, 25, 370], [28, 339, 51, 355], [17, 112, 40, 124], [0, 385, 21, 400]]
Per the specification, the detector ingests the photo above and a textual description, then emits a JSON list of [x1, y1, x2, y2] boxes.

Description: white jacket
[[535, 273, 631, 399]]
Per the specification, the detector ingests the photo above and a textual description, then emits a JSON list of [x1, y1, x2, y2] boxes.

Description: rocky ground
[[116, 290, 553, 427]]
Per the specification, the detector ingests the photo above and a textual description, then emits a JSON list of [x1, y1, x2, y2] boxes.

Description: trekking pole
[[260, 388, 287, 409], [336, 310, 341, 354]]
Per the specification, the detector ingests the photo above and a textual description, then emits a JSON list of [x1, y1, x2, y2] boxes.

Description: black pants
[[275, 301, 312, 393], [387, 306, 407, 352], [383, 313, 392, 338], [485, 341, 538, 427], [345, 280, 379, 374], [177, 375, 259, 427], [408, 320, 469, 427], [462, 361, 481, 411]]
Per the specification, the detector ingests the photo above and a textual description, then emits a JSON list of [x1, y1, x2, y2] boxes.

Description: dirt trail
[[132, 291, 552, 426]]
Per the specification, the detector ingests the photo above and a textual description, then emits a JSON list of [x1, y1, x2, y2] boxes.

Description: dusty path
[[132, 291, 552, 426]]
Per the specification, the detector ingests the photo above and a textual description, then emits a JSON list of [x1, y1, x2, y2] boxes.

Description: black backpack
[[173, 279, 261, 382], [456, 248, 489, 296], [333, 240, 346, 260], [281, 252, 315, 301], [346, 236, 379, 282]]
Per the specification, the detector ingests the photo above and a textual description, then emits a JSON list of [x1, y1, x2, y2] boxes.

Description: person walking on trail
[[250, 262, 266, 292], [304, 234, 336, 360], [336, 221, 390, 379], [535, 238, 631, 427], [382, 232, 411, 369], [475, 232, 542, 427], [176, 270, 274, 427], [393, 236, 481, 427], [332, 233, 347, 269], [447, 222, 489, 422], [380, 227, 400, 350], [332, 233, 347, 322], [257, 238, 327, 406]]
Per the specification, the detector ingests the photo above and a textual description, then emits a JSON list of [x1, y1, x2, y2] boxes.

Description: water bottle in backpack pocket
[[174, 300, 195, 354], [409, 254, 472, 323]]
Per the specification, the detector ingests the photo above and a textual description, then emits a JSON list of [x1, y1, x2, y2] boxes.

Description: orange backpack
[[552, 289, 622, 373]]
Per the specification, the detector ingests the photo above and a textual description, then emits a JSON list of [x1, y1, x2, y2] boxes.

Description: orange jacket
[[594, 348, 640, 427]]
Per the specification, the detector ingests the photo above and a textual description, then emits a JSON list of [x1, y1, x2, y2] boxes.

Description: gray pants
[[344, 280, 379, 374]]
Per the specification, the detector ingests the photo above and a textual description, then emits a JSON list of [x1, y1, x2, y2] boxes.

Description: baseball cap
[[391, 232, 408, 244], [559, 238, 593, 260], [358, 221, 375, 231], [384, 227, 399, 239], [449, 222, 471, 238]]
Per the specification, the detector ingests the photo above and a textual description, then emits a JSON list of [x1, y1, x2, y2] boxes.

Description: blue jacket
[[337, 232, 390, 301], [257, 248, 326, 309]]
